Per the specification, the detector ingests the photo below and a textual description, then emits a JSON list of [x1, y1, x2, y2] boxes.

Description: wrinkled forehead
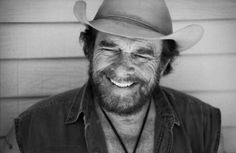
[[95, 32, 163, 54]]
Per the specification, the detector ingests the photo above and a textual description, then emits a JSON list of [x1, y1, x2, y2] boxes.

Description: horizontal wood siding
[[222, 127, 236, 153], [0, 20, 236, 59], [0, 0, 236, 152], [0, 0, 235, 22], [1, 55, 236, 98]]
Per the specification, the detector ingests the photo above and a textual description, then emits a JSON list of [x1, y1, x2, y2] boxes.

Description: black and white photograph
[[0, 0, 235, 152]]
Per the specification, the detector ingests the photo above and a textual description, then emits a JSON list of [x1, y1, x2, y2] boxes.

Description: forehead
[[95, 32, 162, 53]]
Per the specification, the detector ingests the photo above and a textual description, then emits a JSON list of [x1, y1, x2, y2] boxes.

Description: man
[[14, 0, 221, 152]]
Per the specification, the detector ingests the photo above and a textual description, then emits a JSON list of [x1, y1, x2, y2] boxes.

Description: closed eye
[[134, 54, 147, 58], [133, 53, 153, 60], [102, 48, 121, 53]]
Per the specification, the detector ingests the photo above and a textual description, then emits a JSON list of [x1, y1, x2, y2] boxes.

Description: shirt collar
[[64, 80, 180, 126]]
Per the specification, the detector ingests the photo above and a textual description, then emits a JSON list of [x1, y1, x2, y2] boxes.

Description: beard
[[89, 62, 162, 116]]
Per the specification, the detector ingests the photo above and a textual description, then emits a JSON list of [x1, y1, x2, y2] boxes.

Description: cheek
[[136, 60, 159, 83], [92, 52, 114, 73]]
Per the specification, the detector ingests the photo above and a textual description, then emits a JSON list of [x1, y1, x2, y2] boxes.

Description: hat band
[[96, 15, 163, 34]]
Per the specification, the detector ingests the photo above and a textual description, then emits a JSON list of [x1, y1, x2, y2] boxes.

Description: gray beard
[[89, 63, 161, 116], [92, 80, 151, 116]]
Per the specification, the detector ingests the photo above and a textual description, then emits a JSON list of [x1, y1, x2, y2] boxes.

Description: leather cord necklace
[[100, 100, 151, 153]]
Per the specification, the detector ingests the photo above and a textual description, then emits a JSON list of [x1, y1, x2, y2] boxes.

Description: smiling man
[[90, 32, 172, 153], [14, 0, 221, 153], [92, 33, 163, 115]]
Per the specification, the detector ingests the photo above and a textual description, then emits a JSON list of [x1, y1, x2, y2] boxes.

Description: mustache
[[94, 67, 147, 84]]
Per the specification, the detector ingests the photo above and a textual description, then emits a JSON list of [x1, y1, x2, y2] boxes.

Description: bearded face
[[90, 32, 163, 115]]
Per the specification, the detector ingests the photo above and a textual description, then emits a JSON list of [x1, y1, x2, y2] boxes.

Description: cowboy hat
[[73, 0, 204, 51]]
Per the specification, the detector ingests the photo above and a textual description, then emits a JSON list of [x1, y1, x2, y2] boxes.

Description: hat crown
[[94, 0, 173, 35]]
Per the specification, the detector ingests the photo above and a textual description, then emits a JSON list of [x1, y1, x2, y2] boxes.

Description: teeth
[[110, 79, 133, 88]]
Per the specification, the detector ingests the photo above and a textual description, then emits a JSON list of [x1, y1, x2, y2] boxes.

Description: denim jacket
[[15, 81, 221, 153]]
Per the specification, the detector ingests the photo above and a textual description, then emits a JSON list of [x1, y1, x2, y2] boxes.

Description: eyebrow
[[136, 47, 154, 56], [98, 40, 118, 48]]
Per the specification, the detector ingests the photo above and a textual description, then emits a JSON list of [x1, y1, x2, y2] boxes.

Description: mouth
[[106, 76, 137, 88]]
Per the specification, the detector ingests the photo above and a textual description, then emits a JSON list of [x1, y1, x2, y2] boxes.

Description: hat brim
[[74, 0, 204, 52]]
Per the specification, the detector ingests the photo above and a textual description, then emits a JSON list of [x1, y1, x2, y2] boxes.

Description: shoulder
[[159, 86, 221, 131], [14, 86, 87, 152], [17, 87, 82, 121], [15, 86, 85, 135], [15, 87, 85, 152], [160, 86, 221, 115], [160, 86, 221, 152]]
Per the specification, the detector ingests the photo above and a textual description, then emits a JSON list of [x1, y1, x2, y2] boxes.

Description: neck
[[96, 100, 153, 136]]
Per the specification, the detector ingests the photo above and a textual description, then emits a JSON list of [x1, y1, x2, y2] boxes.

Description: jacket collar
[[153, 86, 180, 126], [64, 80, 91, 124], [64, 80, 180, 126]]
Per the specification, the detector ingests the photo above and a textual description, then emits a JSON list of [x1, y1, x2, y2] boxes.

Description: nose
[[114, 54, 135, 77], [115, 65, 134, 78]]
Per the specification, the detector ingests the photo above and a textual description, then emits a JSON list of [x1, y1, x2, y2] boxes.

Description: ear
[[79, 34, 84, 47]]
